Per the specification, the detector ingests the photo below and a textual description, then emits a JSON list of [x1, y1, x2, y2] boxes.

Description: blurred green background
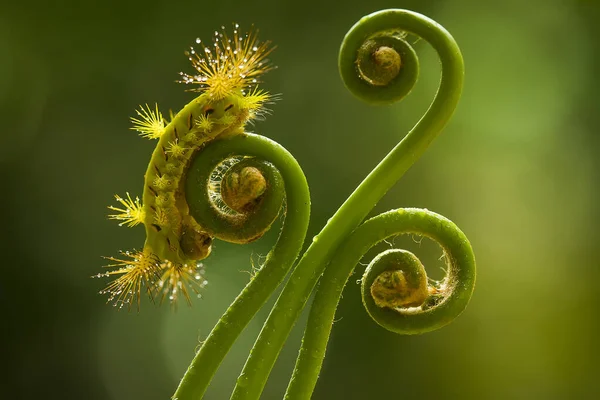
[[2, 0, 598, 399]]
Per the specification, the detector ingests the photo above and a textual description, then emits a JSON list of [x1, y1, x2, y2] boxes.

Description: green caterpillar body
[[98, 26, 274, 309], [142, 95, 246, 264]]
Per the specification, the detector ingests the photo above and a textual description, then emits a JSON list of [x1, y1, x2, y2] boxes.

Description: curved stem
[[230, 9, 464, 400], [173, 133, 310, 400], [284, 209, 476, 399]]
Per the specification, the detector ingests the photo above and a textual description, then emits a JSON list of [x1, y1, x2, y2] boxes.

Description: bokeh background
[[2, 0, 598, 399]]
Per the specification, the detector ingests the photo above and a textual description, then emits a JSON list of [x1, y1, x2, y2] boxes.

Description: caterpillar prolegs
[[96, 26, 275, 309]]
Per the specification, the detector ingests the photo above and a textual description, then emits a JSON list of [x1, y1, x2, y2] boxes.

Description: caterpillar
[[96, 25, 275, 309]]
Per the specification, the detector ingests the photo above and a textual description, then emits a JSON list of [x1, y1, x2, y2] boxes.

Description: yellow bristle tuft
[[157, 260, 208, 307], [97, 250, 162, 310], [130, 104, 166, 139], [108, 193, 145, 227], [166, 140, 189, 158], [238, 88, 275, 122], [195, 114, 214, 132], [239, 88, 272, 111], [179, 25, 275, 100]]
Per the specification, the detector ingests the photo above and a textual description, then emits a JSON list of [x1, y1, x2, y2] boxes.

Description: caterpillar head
[[180, 25, 276, 129]]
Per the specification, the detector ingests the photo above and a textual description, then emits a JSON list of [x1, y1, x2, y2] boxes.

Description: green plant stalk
[[173, 133, 310, 400], [284, 208, 476, 399], [230, 9, 464, 400]]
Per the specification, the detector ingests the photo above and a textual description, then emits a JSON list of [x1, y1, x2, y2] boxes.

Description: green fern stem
[[229, 9, 470, 400], [173, 133, 310, 399]]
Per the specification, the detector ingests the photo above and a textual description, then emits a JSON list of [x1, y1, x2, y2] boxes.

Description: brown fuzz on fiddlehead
[[368, 249, 429, 308], [357, 39, 402, 86], [221, 166, 268, 213]]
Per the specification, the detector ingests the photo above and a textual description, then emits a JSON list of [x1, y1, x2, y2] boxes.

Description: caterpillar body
[[97, 26, 275, 309]]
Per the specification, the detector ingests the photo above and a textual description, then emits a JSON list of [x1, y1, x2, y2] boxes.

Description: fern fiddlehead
[[284, 209, 475, 399], [96, 9, 475, 400]]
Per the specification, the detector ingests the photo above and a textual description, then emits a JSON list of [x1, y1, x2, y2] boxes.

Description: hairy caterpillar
[[96, 25, 275, 309]]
